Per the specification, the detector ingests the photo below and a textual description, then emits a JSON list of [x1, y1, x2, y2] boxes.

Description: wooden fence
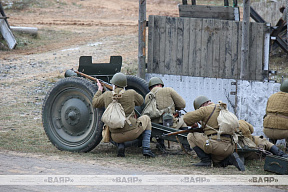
[[147, 15, 268, 81]]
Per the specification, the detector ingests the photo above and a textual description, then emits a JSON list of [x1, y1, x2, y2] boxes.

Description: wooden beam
[[0, 17, 17, 49], [240, 0, 250, 80], [179, 5, 236, 21], [138, 0, 146, 79]]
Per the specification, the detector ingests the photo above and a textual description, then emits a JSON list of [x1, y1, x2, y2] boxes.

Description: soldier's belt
[[267, 112, 288, 119], [207, 133, 231, 141]]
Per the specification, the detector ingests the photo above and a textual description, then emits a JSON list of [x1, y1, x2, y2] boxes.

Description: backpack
[[206, 101, 239, 142], [101, 90, 131, 129], [141, 89, 164, 119]]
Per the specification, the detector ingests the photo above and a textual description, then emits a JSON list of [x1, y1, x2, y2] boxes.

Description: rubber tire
[[42, 77, 103, 152]]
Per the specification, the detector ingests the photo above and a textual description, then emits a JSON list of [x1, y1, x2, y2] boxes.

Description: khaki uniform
[[263, 92, 288, 140], [238, 120, 274, 160], [183, 103, 234, 163], [92, 88, 151, 143], [144, 87, 186, 128]]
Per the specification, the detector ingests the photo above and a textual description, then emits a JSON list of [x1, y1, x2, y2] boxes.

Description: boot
[[142, 130, 155, 158], [192, 146, 211, 167], [220, 152, 245, 171], [117, 143, 125, 157], [270, 145, 288, 158]]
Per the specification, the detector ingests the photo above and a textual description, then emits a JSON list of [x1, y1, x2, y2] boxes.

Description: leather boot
[[270, 145, 288, 158], [117, 143, 125, 157], [142, 130, 155, 158], [220, 152, 245, 171], [192, 146, 211, 167]]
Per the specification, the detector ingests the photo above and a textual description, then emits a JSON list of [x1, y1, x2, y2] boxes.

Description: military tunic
[[144, 87, 186, 128], [263, 92, 288, 140], [183, 103, 234, 163], [92, 88, 151, 143]]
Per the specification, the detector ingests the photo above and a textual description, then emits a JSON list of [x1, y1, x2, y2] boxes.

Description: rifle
[[162, 126, 203, 137], [73, 70, 113, 90]]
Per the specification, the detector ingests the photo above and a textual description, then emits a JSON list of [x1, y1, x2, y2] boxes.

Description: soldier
[[263, 79, 288, 149], [238, 120, 288, 160], [144, 77, 187, 150], [183, 96, 245, 171], [92, 72, 155, 158]]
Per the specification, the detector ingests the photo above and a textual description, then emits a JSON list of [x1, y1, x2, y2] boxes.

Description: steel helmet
[[148, 77, 164, 88], [280, 79, 288, 93], [110, 72, 127, 87], [193, 96, 210, 110]]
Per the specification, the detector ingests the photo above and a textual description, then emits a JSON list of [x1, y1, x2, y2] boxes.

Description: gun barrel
[[162, 127, 203, 137], [72, 70, 113, 90]]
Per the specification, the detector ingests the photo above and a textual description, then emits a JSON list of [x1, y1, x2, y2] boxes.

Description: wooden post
[[138, 0, 146, 79], [240, 0, 250, 80]]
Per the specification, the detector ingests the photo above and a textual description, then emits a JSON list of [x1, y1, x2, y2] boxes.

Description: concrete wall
[[146, 73, 282, 141]]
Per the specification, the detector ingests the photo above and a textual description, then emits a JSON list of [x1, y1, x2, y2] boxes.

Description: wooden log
[[10, 26, 38, 36]]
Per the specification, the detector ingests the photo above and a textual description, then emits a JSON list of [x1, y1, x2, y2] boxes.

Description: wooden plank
[[255, 23, 264, 81], [248, 22, 257, 80], [147, 15, 154, 73], [237, 21, 243, 79], [170, 17, 177, 75], [219, 21, 227, 78], [206, 19, 214, 78], [0, 16, 17, 49], [194, 19, 203, 77], [165, 17, 172, 74], [176, 17, 184, 75], [231, 21, 240, 79], [200, 19, 209, 77], [212, 19, 221, 78], [159, 16, 166, 74], [224, 20, 232, 79], [179, 5, 235, 20], [182, 18, 190, 76], [188, 18, 197, 76]]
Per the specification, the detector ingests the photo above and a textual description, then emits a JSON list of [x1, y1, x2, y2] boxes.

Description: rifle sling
[[202, 104, 216, 130]]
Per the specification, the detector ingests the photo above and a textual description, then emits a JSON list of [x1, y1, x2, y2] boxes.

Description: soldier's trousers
[[111, 115, 151, 143], [187, 132, 234, 163], [263, 127, 288, 140]]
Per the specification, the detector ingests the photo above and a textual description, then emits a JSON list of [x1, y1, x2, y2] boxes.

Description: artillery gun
[[42, 55, 189, 152]]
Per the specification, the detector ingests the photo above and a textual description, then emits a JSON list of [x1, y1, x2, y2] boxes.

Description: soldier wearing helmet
[[144, 77, 187, 150], [183, 96, 245, 171], [93, 72, 155, 158], [237, 120, 288, 160], [263, 79, 288, 149]]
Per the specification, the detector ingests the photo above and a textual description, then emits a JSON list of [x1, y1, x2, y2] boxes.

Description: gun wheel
[[42, 77, 103, 152]]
